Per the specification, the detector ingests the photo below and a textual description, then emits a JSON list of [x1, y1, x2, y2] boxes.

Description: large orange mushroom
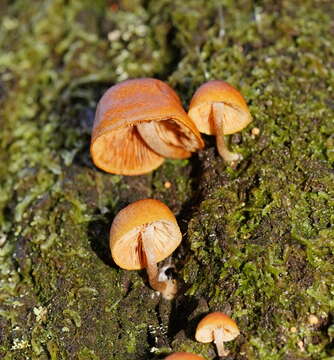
[[91, 78, 204, 175], [195, 312, 240, 357], [188, 80, 252, 163], [110, 199, 182, 300]]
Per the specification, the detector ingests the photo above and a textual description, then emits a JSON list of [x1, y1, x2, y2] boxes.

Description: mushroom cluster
[[91, 77, 250, 358], [110, 199, 241, 358], [91, 78, 251, 174]]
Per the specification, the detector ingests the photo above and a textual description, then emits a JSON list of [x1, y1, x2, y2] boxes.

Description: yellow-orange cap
[[165, 352, 206, 360], [110, 199, 182, 270], [195, 312, 240, 343], [91, 78, 204, 175], [188, 80, 251, 135]]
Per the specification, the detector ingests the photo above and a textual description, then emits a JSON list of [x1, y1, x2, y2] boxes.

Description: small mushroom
[[91, 78, 204, 175], [110, 199, 182, 300], [165, 352, 206, 360], [195, 312, 240, 357], [188, 80, 252, 163]]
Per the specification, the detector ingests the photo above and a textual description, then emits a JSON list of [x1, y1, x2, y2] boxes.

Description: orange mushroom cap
[[165, 352, 206, 360], [110, 199, 182, 270], [195, 312, 240, 343], [91, 78, 204, 175], [188, 80, 251, 135]]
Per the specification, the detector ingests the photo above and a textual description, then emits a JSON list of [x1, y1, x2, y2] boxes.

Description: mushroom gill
[[137, 119, 200, 159], [91, 126, 164, 175]]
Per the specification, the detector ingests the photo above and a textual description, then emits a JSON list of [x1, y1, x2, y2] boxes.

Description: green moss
[[78, 347, 99, 360], [1, 0, 334, 359]]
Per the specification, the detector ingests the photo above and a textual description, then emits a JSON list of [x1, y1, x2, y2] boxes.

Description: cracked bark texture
[[0, 0, 333, 359]]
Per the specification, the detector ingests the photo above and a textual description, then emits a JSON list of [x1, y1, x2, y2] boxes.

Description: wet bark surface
[[0, 0, 334, 359]]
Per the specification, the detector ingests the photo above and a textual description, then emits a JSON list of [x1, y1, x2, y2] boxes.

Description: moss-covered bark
[[0, 0, 333, 359]]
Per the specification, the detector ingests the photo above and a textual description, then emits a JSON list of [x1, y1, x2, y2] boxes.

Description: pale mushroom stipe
[[195, 312, 240, 357], [188, 80, 252, 163], [91, 78, 204, 175], [110, 199, 182, 300]]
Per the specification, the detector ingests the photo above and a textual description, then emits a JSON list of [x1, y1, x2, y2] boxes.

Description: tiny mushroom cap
[[188, 80, 252, 163], [195, 312, 240, 357], [91, 78, 204, 175], [110, 199, 182, 299], [165, 352, 206, 360]]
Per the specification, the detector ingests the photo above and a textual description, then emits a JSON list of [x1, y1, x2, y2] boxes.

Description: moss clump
[[1, 0, 334, 359]]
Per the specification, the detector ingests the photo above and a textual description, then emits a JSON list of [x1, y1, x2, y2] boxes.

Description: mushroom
[[188, 80, 252, 163], [165, 352, 206, 360], [195, 312, 240, 357], [110, 199, 182, 300], [91, 78, 204, 175]]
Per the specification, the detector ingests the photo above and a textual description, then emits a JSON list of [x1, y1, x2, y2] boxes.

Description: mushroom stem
[[213, 327, 229, 357], [141, 227, 177, 300], [212, 103, 242, 163]]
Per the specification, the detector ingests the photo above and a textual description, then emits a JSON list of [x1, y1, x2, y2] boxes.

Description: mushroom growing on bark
[[195, 312, 240, 357], [188, 80, 251, 163], [165, 352, 206, 360], [110, 199, 182, 300], [91, 78, 204, 175]]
